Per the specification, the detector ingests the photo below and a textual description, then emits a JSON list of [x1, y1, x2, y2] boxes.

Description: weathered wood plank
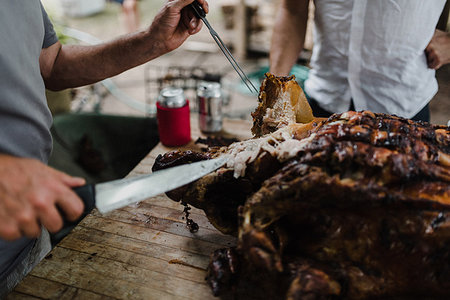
[[6, 292, 41, 300], [99, 210, 235, 246], [12, 275, 111, 300], [58, 237, 208, 283], [91, 206, 236, 246], [78, 215, 226, 257], [60, 226, 210, 269], [30, 247, 213, 299], [119, 202, 217, 229], [105, 200, 220, 231]]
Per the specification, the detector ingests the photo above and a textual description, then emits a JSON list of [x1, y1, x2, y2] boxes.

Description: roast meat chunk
[[153, 73, 450, 299]]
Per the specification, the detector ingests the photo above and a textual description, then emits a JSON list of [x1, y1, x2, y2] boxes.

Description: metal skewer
[[190, 1, 259, 94]]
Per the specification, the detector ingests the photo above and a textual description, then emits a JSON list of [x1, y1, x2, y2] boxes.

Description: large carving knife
[[51, 156, 227, 245]]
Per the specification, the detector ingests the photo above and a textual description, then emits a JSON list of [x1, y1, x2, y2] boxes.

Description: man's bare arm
[[270, 0, 310, 76], [40, 30, 165, 90], [40, 0, 208, 91]]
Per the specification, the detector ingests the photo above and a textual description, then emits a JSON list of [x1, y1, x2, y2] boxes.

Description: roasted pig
[[153, 73, 450, 299]]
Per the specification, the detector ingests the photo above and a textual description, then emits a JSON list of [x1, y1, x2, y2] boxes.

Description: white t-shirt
[[305, 0, 446, 118]]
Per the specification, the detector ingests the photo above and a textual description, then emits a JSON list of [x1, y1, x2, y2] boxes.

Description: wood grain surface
[[9, 117, 252, 300]]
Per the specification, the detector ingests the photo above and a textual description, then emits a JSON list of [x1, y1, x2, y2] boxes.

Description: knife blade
[[95, 156, 227, 213], [50, 156, 227, 245]]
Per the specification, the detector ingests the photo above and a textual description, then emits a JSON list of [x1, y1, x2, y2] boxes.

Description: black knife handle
[[73, 184, 96, 214], [190, 0, 206, 18], [50, 184, 96, 247]]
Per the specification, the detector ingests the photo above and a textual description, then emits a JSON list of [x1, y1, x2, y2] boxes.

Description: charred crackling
[[285, 263, 341, 300], [237, 206, 450, 298], [206, 247, 240, 296], [152, 150, 211, 172]]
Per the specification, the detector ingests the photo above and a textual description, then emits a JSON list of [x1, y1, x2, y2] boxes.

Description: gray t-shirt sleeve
[[40, 3, 58, 48]]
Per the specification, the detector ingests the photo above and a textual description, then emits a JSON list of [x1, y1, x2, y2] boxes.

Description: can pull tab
[[190, 0, 206, 18]]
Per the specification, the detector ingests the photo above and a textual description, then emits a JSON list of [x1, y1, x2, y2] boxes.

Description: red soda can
[[156, 87, 191, 146]]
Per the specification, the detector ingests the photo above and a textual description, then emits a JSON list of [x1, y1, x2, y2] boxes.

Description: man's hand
[[147, 0, 208, 53], [0, 155, 85, 241], [425, 29, 450, 70]]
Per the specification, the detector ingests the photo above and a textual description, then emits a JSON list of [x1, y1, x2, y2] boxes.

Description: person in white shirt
[[270, 0, 450, 122]]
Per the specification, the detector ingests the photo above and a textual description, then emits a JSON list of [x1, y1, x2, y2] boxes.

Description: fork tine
[[196, 9, 259, 94], [211, 33, 259, 94], [212, 35, 256, 94]]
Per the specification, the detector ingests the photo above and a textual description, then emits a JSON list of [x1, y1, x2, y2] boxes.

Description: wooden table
[[9, 118, 253, 300]]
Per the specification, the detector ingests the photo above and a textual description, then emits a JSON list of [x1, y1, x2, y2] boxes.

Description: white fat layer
[[340, 111, 352, 119], [324, 120, 345, 127], [262, 91, 296, 130], [226, 126, 316, 178]]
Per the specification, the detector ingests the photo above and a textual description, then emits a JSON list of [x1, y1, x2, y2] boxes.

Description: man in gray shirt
[[0, 0, 208, 295]]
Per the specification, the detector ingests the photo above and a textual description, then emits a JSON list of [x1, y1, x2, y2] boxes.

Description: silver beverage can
[[197, 81, 223, 133], [157, 87, 187, 108]]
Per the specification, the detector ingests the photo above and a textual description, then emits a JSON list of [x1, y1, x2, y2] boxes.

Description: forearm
[[270, 0, 309, 76], [425, 29, 450, 70], [45, 30, 163, 90], [41, 0, 206, 90]]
